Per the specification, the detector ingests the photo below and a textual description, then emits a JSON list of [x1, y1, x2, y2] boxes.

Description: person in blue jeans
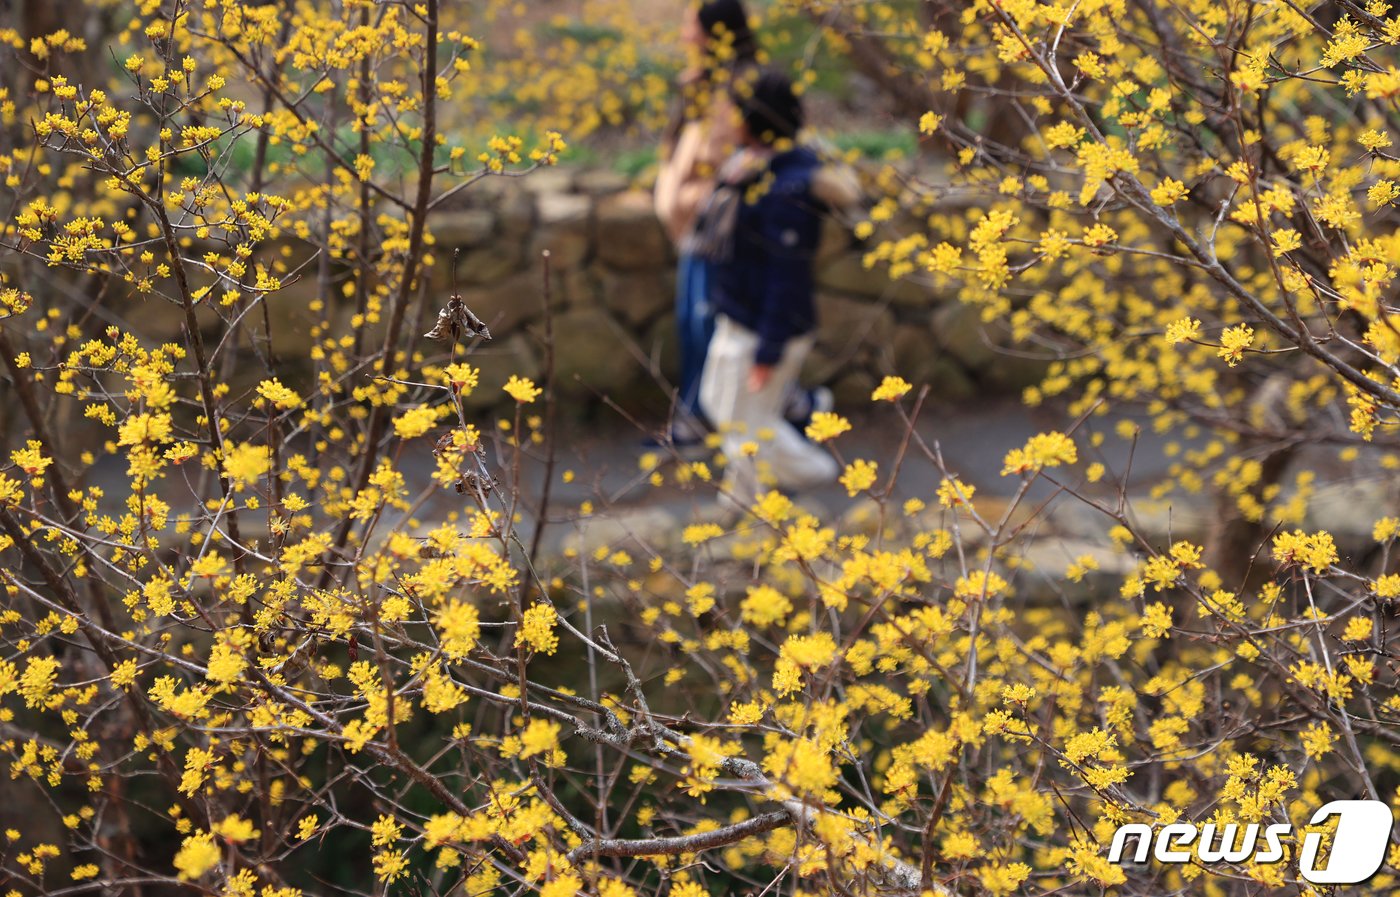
[[674, 250, 713, 439]]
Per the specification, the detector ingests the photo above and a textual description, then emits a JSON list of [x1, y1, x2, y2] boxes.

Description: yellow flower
[[539, 874, 584, 897], [1082, 223, 1117, 248], [839, 459, 878, 496], [295, 815, 319, 840], [1164, 317, 1201, 345], [764, 737, 837, 797], [1074, 51, 1105, 79], [741, 584, 792, 627], [205, 637, 246, 684], [371, 814, 402, 848], [1001, 431, 1077, 476], [214, 815, 258, 844], [728, 702, 763, 724], [436, 601, 480, 657], [1150, 177, 1188, 206], [439, 362, 479, 394], [515, 718, 561, 759], [393, 405, 440, 439], [0, 474, 21, 507], [1038, 228, 1070, 260], [778, 521, 833, 561], [516, 603, 559, 654], [682, 523, 724, 544], [804, 411, 851, 442], [372, 850, 409, 883], [871, 376, 912, 402], [954, 570, 1008, 600], [1301, 722, 1336, 760], [981, 862, 1031, 895], [1044, 121, 1084, 149], [1217, 324, 1254, 366], [1271, 229, 1302, 253], [685, 582, 715, 616], [256, 378, 301, 410], [780, 632, 839, 669], [188, 552, 229, 579], [1368, 180, 1400, 206], [1342, 616, 1373, 641], [117, 412, 173, 446], [1294, 145, 1329, 172], [109, 659, 138, 690], [1360, 128, 1393, 151], [10, 440, 52, 478], [173, 831, 220, 881], [18, 656, 59, 708], [1373, 573, 1400, 598], [503, 375, 541, 403], [936, 477, 975, 508], [1273, 529, 1338, 574], [222, 443, 271, 490], [1141, 602, 1173, 638]]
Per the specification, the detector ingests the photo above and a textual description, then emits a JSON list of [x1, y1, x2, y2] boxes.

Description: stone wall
[[417, 167, 1040, 415], [90, 166, 1038, 420]]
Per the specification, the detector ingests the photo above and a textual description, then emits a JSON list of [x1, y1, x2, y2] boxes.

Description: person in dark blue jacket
[[697, 69, 839, 508]]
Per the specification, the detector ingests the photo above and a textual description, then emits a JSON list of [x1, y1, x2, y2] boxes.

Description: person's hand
[[748, 364, 774, 393], [725, 146, 770, 184]]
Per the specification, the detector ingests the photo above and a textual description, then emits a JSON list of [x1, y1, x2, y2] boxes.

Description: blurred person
[[653, 0, 758, 447], [697, 68, 841, 508]]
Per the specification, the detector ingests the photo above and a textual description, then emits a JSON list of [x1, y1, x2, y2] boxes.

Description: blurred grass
[[831, 127, 916, 161]]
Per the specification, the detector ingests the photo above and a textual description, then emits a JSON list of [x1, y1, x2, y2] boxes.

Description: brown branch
[[527, 250, 557, 568], [322, 0, 440, 588], [567, 810, 790, 862]]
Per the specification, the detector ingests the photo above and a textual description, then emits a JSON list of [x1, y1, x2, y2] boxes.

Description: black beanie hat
[[734, 68, 803, 145]]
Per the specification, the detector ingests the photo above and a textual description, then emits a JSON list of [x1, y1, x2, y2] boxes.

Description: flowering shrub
[[3, 2, 1400, 897]]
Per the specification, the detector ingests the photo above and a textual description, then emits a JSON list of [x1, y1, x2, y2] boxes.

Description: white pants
[[699, 315, 838, 507]]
